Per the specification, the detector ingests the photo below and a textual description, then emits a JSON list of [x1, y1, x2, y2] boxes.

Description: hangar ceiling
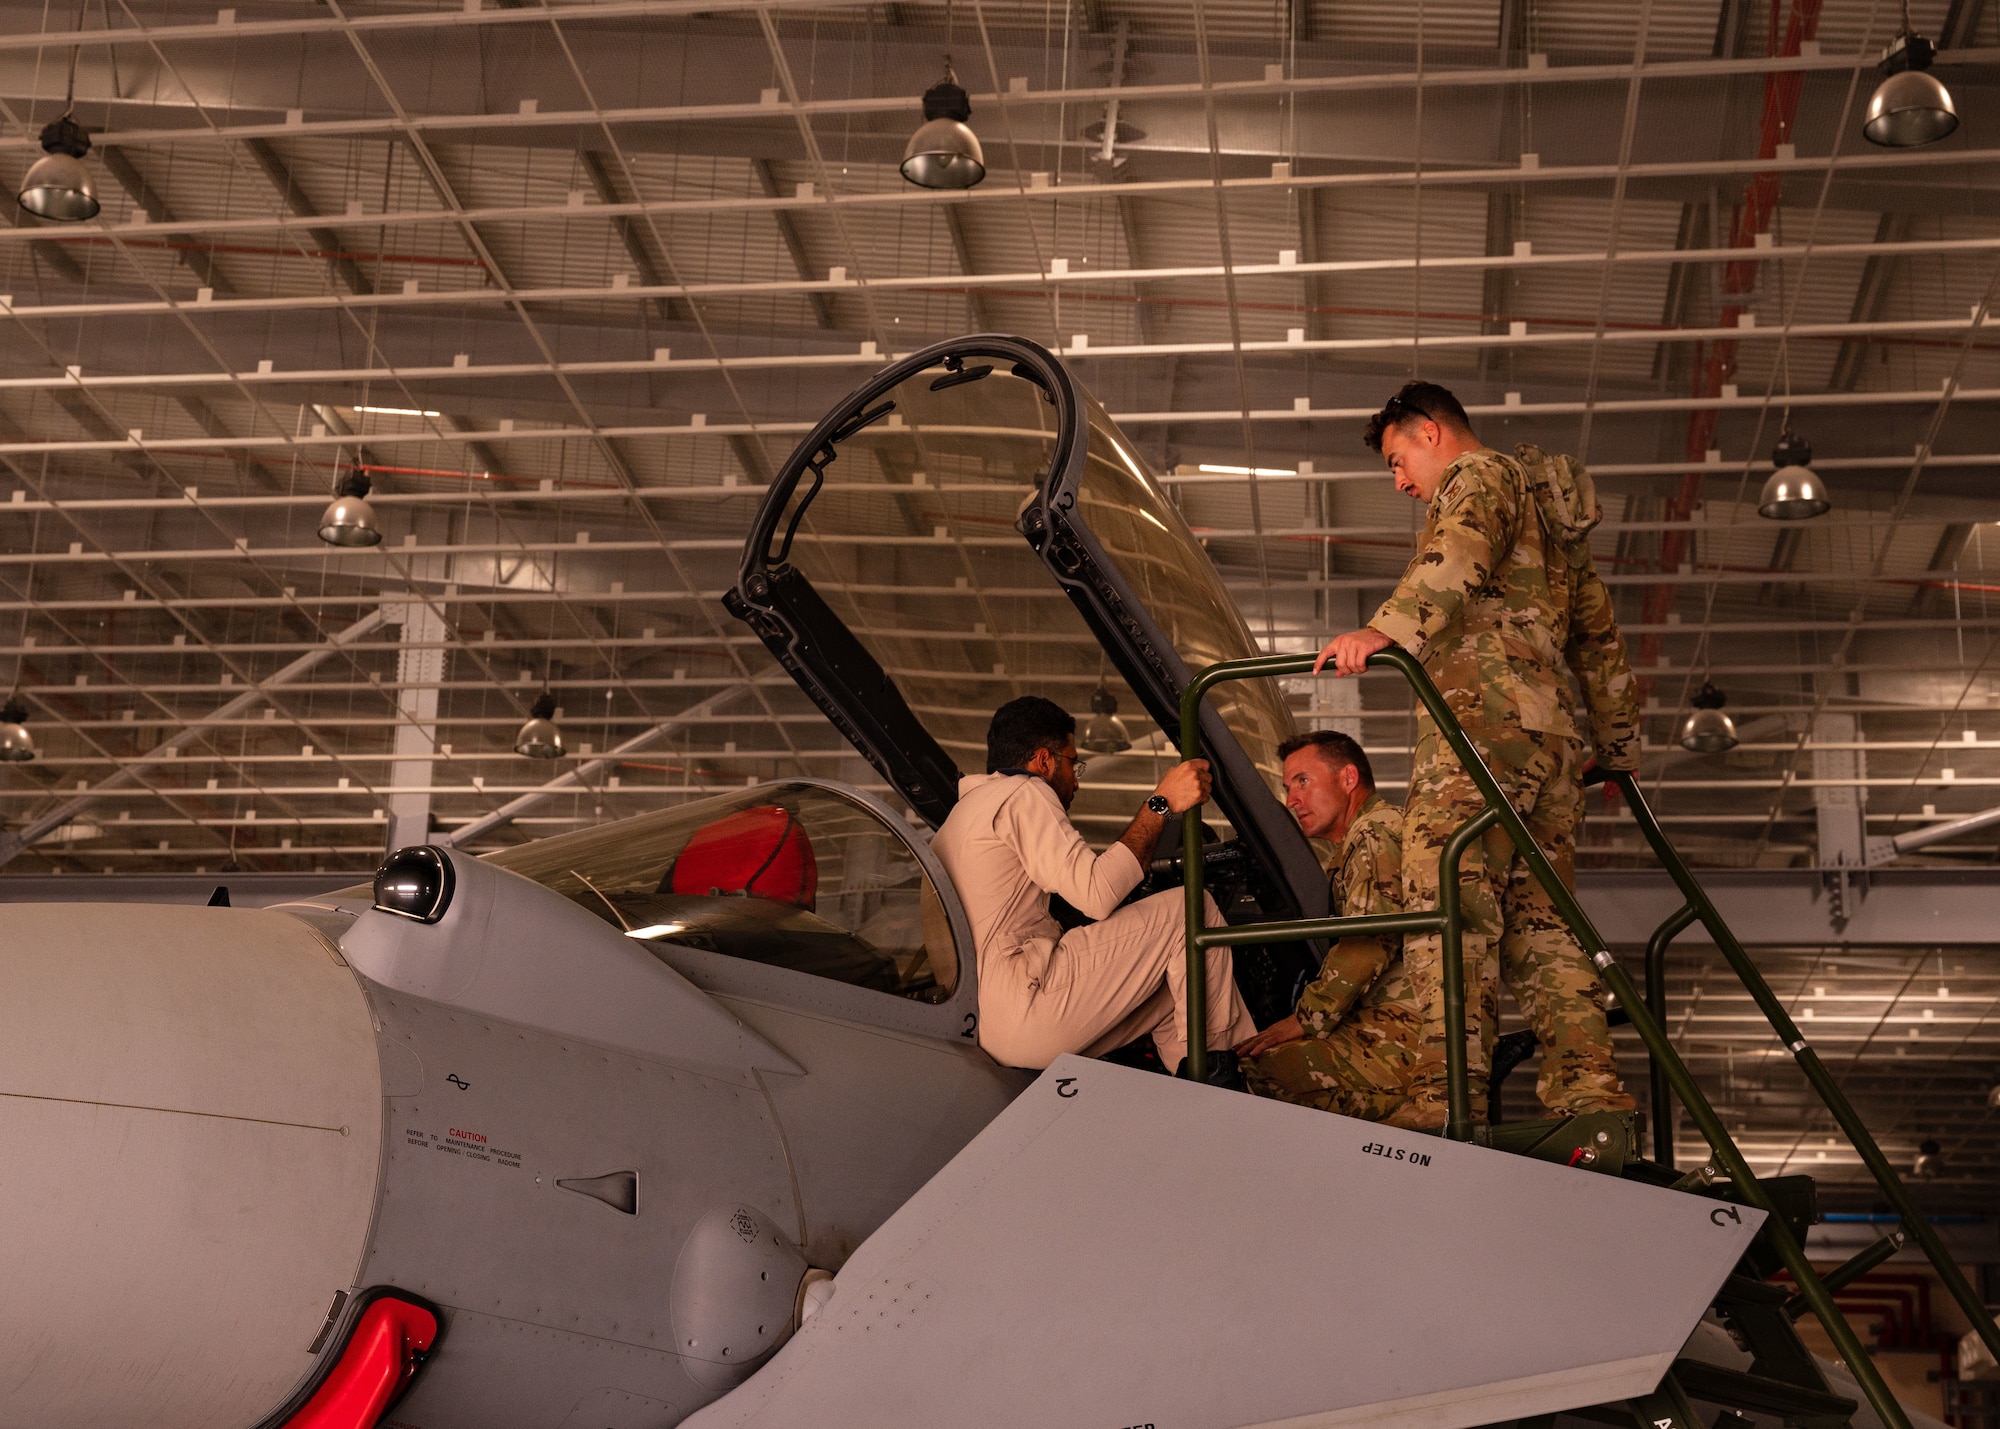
[[2, 0, 2000, 1209]]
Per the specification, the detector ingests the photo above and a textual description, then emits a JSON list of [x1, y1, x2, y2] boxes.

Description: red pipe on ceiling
[[1638, 0, 1825, 688]]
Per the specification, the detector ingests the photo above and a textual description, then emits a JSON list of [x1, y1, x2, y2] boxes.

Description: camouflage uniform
[[1501, 446, 1639, 1115], [1369, 446, 1628, 1125], [1243, 794, 1421, 1119]]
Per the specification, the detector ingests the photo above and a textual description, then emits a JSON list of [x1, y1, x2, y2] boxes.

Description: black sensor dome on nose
[[373, 845, 456, 925]]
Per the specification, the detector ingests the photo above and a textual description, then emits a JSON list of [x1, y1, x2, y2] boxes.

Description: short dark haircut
[[1276, 729, 1375, 790], [987, 695, 1076, 773], [1363, 381, 1475, 454]]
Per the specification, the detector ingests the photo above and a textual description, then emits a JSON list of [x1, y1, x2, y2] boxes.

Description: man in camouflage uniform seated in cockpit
[[1236, 731, 1421, 1118]]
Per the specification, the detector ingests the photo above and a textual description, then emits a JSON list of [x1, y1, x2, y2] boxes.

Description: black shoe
[[1174, 1049, 1247, 1092], [1099, 1034, 1167, 1075]]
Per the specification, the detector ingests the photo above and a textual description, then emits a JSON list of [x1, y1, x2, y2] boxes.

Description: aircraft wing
[[687, 1055, 1763, 1429]]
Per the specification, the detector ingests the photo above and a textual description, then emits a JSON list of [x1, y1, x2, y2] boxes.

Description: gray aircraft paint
[[688, 1055, 1766, 1429], [339, 847, 803, 1083], [0, 779, 1024, 1429], [0, 904, 382, 1429], [0, 793, 1964, 1429]]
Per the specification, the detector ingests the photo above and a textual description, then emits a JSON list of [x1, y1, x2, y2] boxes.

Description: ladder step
[[1671, 1358, 1857, 1424], [1714, 1273, 1795, 1308]]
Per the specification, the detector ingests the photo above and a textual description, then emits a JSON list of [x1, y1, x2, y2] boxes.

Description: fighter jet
[[0, 336, 1947, 1429]]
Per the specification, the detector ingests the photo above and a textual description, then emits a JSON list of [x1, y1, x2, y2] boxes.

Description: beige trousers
[[977, 890, 1256, 1072]]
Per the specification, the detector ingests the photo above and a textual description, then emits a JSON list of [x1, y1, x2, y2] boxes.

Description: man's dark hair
[[1276, 729, 1375, 790], [1363, 380, 1475, 454], [986, 695, 1076, 773]]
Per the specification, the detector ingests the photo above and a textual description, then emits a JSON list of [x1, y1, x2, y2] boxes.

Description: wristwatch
[[1145, 793, 1172, 817]]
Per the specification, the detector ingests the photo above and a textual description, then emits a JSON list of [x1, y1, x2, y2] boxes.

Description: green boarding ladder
[[1180, 648, 2000, 1429]]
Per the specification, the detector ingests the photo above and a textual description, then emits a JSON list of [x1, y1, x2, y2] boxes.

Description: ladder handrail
[[1592, 764, 2000, 1370], [1179, 647, 1911, 1429], [1182, 815, 1493, 1138]]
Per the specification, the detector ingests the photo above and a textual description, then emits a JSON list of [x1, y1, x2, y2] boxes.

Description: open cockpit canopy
[[725, 336, 1326, 925]]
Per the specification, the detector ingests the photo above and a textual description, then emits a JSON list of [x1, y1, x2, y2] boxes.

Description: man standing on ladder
[[1507, 440, 1643, 1119], [1314, 381, 1632, 1130]]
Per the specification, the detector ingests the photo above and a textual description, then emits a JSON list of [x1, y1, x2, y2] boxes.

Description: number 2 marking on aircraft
[[1710, 1205, 1741, 1226], [961, 1013, 977, 1039], [1056, 1078, 1078, 1098]]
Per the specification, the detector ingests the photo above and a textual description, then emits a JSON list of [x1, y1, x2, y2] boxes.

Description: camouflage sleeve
[[1367, 459, 1511, 662], [1565, 552, 1640, 771], [1294, 835, 1400, 1038]]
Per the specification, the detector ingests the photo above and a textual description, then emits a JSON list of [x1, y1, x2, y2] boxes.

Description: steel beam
[[242, 137, 375, 297], [97, 147, 226, 295], [751, 157, 836, 329], [1578, 869, 2000, 945], [1830, 213, 1916, 392], [579, 147, 689, 325], [384, 597, 446, 851], [441, 686, 739, 847], [0, 609, 386, 869], [15, 866, 1996, 940], [939, 205, 991, 331]]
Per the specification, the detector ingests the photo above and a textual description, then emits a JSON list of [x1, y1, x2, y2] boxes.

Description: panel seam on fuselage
[[0, 1089, 351, 1134], [752, 1064, 810, 1250]]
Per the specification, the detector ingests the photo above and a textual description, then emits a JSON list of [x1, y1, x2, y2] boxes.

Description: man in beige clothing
[[932, 695, 1257, 1082]]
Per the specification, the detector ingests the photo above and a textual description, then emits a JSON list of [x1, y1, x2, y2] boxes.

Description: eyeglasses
[[1062, 752, 1089, 777], [1381, 393, 1433, 424]]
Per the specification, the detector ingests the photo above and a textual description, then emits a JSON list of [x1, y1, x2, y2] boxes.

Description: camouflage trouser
[[1496, 743, 1633, 1117], [1401, 722, 1628, 1121], [1242, 970, 1423, 1120], [1240, 972, 1432, 1120]]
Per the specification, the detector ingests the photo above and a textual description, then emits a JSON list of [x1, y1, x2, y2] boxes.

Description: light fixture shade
[[18, 150, 98, 221], [902, 118, 986, 189], [1913, 1137, 1944, 1179], [318, 470, 383, 546], [1864, 67, 1958, 148], [1758, 432, 1831, 520], [901, 77, 986, 190], [0, 697, 34, 762], [1080, 685, 1132, 754], [1678, 681, 1739, 754], [515, 692, 564, 759], [1758, 465, 1831, 520]]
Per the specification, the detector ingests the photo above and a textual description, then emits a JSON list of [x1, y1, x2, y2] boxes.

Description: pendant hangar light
[[0, 696, 35, 762], [1757, 251, 1832, 522], [317, 470, 383, 547], [1080, 684, 1133, 754], [515, 692, 565, 760], [900, 0, 985, 190], [1759, 430, 1832, 520], [1913, 1137, 1945, 1179], [1864, 5, 1959, 148], [17, 16, 100, 222], [1678, 681, 1740, 754], [21, 116, 98, 222]]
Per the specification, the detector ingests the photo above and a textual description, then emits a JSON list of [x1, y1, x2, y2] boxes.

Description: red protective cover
[[285, 1298, 439, 1429], [669, 805, 818, 909]]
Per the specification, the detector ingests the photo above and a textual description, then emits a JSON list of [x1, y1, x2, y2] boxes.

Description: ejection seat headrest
[[663, 804, 819, 910]]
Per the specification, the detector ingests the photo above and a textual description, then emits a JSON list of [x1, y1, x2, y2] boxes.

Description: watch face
[[1147, 794, 1171, 816]]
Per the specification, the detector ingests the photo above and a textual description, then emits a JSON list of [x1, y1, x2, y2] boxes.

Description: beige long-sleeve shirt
[[931, 773, 1144, 978]]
